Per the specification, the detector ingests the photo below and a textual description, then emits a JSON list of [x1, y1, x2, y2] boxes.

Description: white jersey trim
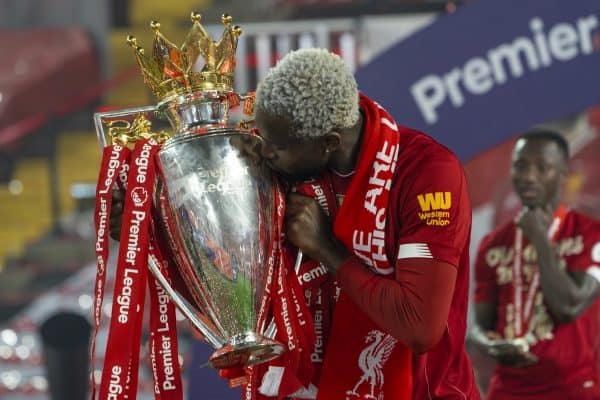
[[397, 243, 433, 259]]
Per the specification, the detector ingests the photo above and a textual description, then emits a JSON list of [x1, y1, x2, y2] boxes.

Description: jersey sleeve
[[473, 233, 498, 304], [564, 215, 600, 277], [395, 150, 470, 268]]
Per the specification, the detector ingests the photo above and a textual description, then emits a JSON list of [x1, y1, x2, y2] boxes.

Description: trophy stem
[[209, 332, 285, 369], [148, 255, 225, 348]]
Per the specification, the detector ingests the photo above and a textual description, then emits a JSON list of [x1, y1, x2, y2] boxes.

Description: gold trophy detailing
[[106, 114, 171, 147], [126, 12, 242, 103]]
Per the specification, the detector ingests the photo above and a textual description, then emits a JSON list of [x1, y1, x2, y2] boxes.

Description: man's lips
[[517, 187, 539, 199]]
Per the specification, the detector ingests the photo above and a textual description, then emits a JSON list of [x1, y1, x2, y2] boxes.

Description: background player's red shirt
[[336, 117, 479, 399], [474, 210, 600, 399]]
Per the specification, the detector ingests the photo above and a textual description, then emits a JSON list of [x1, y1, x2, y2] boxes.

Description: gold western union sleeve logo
[[416, 192, 451, 226]]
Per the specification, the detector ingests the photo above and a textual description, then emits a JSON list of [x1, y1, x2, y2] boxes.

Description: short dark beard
[[275, 169, 319, 183]]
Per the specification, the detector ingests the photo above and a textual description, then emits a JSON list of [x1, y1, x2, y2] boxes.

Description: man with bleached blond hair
[[230, 48, 480, 400]]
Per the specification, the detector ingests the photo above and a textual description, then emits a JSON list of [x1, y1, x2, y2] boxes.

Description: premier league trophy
[[94, 13, 284, 370]]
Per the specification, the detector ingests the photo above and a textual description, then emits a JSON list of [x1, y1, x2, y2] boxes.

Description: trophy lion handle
[[147, 254, 226, 348]]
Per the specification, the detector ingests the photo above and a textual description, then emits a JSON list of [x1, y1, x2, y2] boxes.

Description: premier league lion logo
[[131, 187, 149, 207]]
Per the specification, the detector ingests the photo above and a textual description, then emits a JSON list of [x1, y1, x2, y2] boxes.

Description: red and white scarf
[[317, 95, 412, 400], [245, 183, 317, 400]]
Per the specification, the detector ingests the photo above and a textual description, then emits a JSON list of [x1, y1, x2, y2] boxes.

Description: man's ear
[[323, 131, 342, 154]]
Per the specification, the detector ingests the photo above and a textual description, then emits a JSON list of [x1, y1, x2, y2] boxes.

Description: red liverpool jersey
[[335, 99, 480, 399], [475, 209, 600, 399]]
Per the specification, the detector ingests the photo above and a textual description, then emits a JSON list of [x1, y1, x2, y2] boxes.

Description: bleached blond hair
[[255, 48, 360, 138]]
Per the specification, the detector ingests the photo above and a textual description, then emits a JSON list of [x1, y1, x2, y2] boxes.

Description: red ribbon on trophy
[[92, 136, 183, 400], [97, 138, 158, 400], [147, 237, 184, 400], [246, 179, 340, 399], [91, 143, 130, 399], [246, 183, 317, 400], [293, 179, 339, 387]]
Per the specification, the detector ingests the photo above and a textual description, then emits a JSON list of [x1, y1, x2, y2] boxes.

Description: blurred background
[[0, 0, 598, 399]]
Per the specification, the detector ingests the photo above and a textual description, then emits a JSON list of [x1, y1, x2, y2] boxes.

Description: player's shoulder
[[479, 219, 515, 250], [397, 126, 461, 170], [565, 208, 600, 231], [398, 126, 457, 160]]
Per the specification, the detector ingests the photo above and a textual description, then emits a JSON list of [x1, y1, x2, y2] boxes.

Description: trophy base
[[209, 332, 285, 369]]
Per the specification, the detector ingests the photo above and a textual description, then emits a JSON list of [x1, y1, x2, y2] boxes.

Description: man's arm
[[518, 208, 600, 323], [310, 230, 457, 353], [335, 256, 456, 353], [471, 234, 500, 351], [290, 234, 456, 354], [531, 237, 600, 323], [284, 151, 468, 354]]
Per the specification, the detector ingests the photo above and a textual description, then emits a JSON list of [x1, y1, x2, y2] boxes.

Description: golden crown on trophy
[[127, 12, 242, 102]]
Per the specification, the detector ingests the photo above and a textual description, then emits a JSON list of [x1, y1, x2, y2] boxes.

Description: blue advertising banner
[[356, 0, 600, 161]]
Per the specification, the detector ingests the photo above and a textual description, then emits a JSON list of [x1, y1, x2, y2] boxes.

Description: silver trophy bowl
[[153, 128, 284, 369], [94, 92, 285, 370]]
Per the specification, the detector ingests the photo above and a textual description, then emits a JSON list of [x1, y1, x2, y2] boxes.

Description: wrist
[[320, 238, 351, 275], [471, 326, 494, 348]]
